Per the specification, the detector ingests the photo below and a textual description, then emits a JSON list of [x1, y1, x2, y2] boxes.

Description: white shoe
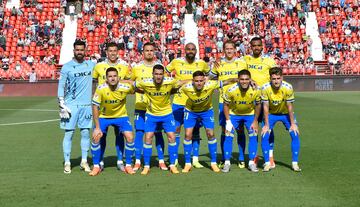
[[292, 163, 302, 172], [248, 163, 259, 173], [80, 161, 91, 172], [263, 163, 271, 172], [64, 163, 71, 174]]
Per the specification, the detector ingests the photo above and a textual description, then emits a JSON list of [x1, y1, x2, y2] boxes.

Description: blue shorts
[[145, 113, 176, 133], [60, 104, 92, 130], [219, 103, 226, 126], [172, 104, 185, 127], [172, 104, 202, 128], [98, 117, 133, 133], [268, 114, 298, 130], [229, 114, 255, 134], [134, 109, 162, 132], [184, 109, 215, 129]]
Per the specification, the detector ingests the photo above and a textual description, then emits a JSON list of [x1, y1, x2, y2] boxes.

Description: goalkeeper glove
[[58, 97, 71, 119], [225, 120, 233, 132]]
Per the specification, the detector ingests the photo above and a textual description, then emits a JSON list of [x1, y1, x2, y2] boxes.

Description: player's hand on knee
[[225, 120, 234, 134], [250, 121, 259, 134], [58, 97, 71, 119], [289, 124, 299, 136], [92, 128, 103, 143], [261, 125, 270, 137]]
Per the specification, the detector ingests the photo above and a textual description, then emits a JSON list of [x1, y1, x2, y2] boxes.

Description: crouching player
[[222, 70, 261, 173], [261, 67, 301, 172], [135, 64, 188, 175], [179, 71, 229, 173], [89, 67, 136, 176]]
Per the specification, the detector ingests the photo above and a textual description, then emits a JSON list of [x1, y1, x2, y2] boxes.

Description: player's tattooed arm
[[92, 104, 103, 143]]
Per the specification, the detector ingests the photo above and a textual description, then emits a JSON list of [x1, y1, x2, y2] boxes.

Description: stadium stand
[[75, 0, 186, 66], [0, 0, 359, 80], [0, 0, 63, 80]]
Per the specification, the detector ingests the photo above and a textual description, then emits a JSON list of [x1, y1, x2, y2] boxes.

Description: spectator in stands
[[2, 55, 9, 70], [26, 55, 34, 66], [69, 3, 75, 21], [24, 0, 31, 7], [28, 68, 37, 83], [36, 3, 43, 12], [0, 33, 5, 50]]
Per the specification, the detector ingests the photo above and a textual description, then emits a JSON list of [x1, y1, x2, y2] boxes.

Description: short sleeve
[[92, 88, 101, 106]]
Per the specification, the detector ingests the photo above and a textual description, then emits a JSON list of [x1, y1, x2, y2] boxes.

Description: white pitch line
[[0, 109, 57, 112], [0, 119, 60, 126]]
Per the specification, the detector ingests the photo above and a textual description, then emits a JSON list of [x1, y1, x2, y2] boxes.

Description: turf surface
[[0, 92, 359, 206]]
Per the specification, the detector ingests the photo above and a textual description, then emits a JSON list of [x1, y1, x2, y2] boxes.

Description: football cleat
[[238, 161, 245, 169], [192, 161, 204, 169], [292, 163, 302, 172], [211, 164, 221, 173], [141, 167, 150, 175], [170, 166, 180, 174], [159, 162, 168, 171], [124, 166, 136, 175], [248, 163, 259, 173], [133, 163, 141, 172], [269, 157, 276, 169], [89, 166, 101, 176], [221, 163, 231, 173], [64, 163, 71, 174], [80, 161, 91, 172], [181, 164, 192, 173], [117, 162, 125, 172], [263, 163, 272, 172]]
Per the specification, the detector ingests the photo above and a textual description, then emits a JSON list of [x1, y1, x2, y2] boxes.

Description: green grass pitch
[[0, 92, 359, 206]]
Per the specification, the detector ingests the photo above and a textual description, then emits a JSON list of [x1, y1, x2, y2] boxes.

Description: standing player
[[89, 67, 136, 176], [261, 67, 301, 172], [92, 42, 130, 171], [244, 37, 277, 168], [135, 64, 187, 175], [210, 40, 248, 168], [131, 42, 166, 171], [57, 40, 95, 174], [166, 42, 210, 168], [180, 71, 236, 173], [222, 70, 261, 173]]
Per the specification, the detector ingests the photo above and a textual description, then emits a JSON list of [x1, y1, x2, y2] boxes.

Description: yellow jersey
[[93, 59, 130, 84], [261, 81, 295, 114], [210, 58, 247, 103], [135, 77, 179, 116], [180, 80, 221, 112], [92, 83, 134, 118], [131, 61, 162, 111], [243, 55, 277, 87], [223, 83, 261, 115], [165, 57, 210, 105]]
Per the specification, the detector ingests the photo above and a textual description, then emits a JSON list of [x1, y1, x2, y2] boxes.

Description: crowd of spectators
[[76, 0, 186, 66], [0, 0, 63, 80], [194, 0, 314, 73]]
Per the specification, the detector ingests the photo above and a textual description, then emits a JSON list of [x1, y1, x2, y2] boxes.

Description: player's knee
[[206, 130, 214, 139], [175, 127, 181, 133]]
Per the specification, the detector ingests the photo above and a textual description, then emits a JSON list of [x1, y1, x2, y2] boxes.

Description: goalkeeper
[[57, 40, 95, 174]]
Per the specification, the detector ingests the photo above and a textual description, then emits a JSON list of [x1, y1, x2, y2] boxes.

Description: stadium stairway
[[5, 0, 20, 9], [306, 12, 323, 61], [59, 16, 78, 65], [184, 14, 200, 59]]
